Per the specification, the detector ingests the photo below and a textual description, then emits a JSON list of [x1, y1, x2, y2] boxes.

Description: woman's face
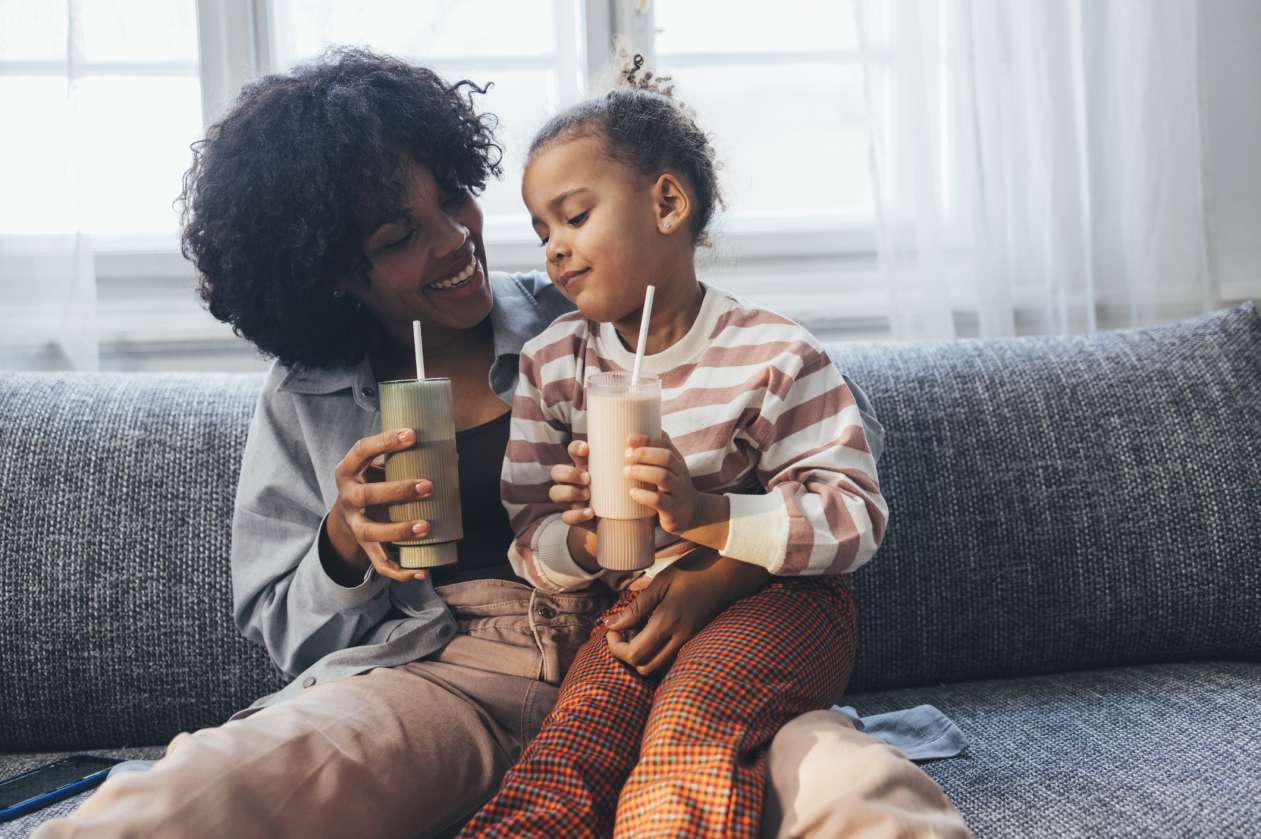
[[350, 161, 493, 335]]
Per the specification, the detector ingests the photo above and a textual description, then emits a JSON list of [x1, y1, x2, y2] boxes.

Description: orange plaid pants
[[458, 575, 855, 838]]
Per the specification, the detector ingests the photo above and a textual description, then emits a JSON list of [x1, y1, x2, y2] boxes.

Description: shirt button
[[535, 605, 557, 620], [361, 386, 375, 398], [302, 676, 316, 688]]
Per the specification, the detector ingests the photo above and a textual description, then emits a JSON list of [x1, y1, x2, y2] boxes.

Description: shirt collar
[[278, 271, 544, 406]]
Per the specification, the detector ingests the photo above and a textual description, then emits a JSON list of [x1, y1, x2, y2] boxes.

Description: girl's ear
[[652, 173, 692, 236]]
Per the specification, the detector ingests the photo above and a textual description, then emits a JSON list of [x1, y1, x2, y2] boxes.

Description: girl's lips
[[423, 260, 485, 301], [557, 268, 590, 289]]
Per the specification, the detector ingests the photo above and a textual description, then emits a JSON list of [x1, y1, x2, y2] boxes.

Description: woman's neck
[[374, 317, 493, 381], [611, 263, 704, 355]]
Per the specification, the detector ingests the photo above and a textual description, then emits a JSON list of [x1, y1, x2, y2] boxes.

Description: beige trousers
[[33, 580, 969, 838]]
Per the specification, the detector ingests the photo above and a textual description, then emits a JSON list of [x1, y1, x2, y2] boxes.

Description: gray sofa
[[2, 303, 1259, 837]]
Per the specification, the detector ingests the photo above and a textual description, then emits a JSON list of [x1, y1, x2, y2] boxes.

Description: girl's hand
[[604, 548, 771, 676], [325, 427, 434, 584], [624, 432, 702, 534], [548, 440, 597, 533]]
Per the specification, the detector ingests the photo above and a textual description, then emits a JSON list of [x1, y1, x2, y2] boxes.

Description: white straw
[[412, 320, 425, 380], [630, 285, 655, 387]]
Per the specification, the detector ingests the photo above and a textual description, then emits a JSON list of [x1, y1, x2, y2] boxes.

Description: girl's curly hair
[[179, 47, 502, 369], [528, 53, 723, 246]]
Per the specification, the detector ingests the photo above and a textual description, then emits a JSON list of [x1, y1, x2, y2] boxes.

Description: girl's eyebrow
[[530, 187, 593, 227]]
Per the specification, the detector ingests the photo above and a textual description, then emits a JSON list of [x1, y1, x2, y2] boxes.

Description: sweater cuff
[[533, 516, 604, 591], [722, 492, 790, 572]]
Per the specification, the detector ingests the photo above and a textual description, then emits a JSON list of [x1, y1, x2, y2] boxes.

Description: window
[[2, 0, 897, 371]]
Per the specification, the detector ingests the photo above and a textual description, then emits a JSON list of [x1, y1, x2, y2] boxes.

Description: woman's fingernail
[[397, 429, 414, 442], [415, 481, 430, 496], [412, 522, 428, 535]]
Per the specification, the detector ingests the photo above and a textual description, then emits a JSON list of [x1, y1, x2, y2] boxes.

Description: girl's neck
[[611, 263, 704, 355]]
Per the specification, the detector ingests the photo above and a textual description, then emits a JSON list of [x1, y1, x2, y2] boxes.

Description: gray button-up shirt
[[230, 271, 884, 715]]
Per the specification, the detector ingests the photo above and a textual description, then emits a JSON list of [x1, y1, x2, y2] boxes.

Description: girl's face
[[522, 134, 680, 324], [349, 161, 492, 334]]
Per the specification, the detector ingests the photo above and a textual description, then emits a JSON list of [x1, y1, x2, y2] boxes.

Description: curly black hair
[[179, 47, 502, 369], [528, 53, 723, 246]]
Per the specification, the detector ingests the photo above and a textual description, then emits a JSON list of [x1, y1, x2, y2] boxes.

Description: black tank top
[[427, 410, 518, 586]]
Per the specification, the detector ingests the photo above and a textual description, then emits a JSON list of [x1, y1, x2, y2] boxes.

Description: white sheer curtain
[[854, 0, 1215, 339], [0, 0, 97, 370]]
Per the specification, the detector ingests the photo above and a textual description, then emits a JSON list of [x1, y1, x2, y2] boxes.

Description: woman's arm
[[230, 365, 422, 678]]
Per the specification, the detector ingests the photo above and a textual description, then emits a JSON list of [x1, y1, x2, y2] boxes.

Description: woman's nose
[[431, 215, 469, 261]]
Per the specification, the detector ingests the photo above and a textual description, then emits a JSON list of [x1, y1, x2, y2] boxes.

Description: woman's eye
[[567, 210, 589, 227], [386, 229, 417, 250]]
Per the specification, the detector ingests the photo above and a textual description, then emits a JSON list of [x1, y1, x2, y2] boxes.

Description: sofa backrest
[[0, 372, 282, 751], [836, 301, 1261, 691], [2, 303, 1259, 750]]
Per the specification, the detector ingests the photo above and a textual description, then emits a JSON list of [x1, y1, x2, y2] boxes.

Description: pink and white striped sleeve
[[721, 342, 889, 576], [500, 336, 605, 593]]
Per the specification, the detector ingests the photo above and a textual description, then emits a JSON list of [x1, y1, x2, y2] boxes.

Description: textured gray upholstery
[[2, 303, 1259, 836]]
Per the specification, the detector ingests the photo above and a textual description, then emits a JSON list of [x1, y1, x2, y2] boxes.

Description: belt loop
[[526, 588, 546, 681]]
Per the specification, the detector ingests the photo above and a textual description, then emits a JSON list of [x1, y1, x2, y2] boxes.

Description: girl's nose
[[547, 235, 569, 266]]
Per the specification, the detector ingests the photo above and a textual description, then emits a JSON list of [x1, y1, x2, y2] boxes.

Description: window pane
[[75, 75, 203, 235], [659, 62, 873, 216], [655, 0, 880, 54], [271, 0, 555, 67], [0, 77, 75, 233], [467, 69, 559, 222], [0, 1, 68, 61], [78, 0, 199, 64]]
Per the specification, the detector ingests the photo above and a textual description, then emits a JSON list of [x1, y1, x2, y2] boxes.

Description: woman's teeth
[[431, 255, 478, 290]]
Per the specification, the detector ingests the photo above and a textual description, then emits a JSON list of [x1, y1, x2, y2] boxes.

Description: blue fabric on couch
[[2, 303, 1258, 836]]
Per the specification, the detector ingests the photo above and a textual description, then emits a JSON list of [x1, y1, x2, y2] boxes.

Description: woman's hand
[[604, 548, 771, 676], [325, 427, 435, 584]]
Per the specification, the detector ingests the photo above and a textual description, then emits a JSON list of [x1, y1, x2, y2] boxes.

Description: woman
[[34, 48, 968, 838]]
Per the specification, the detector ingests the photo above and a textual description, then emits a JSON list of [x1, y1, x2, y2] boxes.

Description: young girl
[[460, 60, 888, 838]]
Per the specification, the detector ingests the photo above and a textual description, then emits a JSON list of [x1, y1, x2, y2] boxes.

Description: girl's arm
[[627, 344, 888, 576], [501, 339, 607, 593]]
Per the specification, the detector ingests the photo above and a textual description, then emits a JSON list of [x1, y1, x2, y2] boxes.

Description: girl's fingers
[[625, 445, 673, 467], [567, 439, 591, 468], [560, 507, 595, 527], [549, 484, 591, 504], [549, 463, 590, 486], [628, 487, 664, 511], [624, 464, 672, 487]]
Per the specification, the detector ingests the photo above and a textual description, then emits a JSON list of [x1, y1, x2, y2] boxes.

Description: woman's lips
[[423, 259, 485, 300]]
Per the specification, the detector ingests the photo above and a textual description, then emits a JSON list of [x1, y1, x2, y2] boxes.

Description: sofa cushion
[[847, 661, 1261, 837], [0, 373, 284, 752], [830, 303, 1261, 691]]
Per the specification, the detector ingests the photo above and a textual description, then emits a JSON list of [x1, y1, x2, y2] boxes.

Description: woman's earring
[[332, 289, 345, 298]]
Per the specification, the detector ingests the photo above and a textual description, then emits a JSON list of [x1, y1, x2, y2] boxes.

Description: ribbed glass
[[379, 378, 462, 568]]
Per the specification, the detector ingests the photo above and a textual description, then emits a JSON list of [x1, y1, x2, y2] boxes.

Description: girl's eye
[[567, 210, 589, 227]]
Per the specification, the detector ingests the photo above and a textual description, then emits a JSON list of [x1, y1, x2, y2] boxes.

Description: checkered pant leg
[[458, 591, 651, 838], [613, 576, 854, 838], [459, 577, 854, 839]]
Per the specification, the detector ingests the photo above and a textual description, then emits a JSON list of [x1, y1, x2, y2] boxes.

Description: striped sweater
[[501, 285, 888, 593]]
